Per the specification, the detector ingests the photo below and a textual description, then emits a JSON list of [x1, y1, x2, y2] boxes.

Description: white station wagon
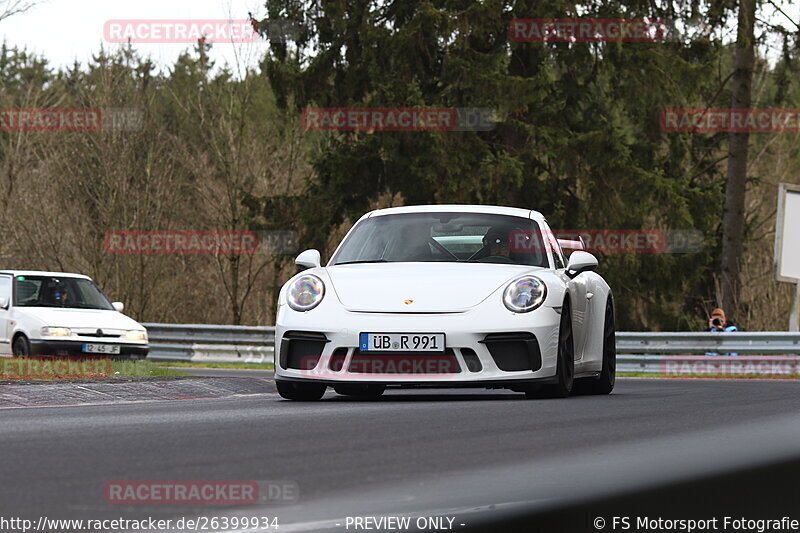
[[0, 270, 149, 358]]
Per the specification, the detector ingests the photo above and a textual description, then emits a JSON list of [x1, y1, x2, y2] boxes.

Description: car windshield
[[12, 275, 115, 310], [330, 212, 549, 267]]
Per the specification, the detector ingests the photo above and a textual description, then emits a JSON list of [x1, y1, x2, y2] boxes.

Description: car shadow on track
[[325, 391, 528, 402]]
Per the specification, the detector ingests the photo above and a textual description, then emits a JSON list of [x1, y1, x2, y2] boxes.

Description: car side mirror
[[112, 302, 124, 312], [566, 251, 598, 279], [0, 296, 7, 309], [295, 249, 321, 271]]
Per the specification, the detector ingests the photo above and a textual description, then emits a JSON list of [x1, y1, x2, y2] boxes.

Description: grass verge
[[152, 361, 274, 370], [619, 371, 800, 379], [111, 359, 189, 377], [0, 357, 188, 381]]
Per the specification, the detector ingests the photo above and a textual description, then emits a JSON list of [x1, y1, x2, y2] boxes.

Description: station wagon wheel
[[12, 335, 30, 356]]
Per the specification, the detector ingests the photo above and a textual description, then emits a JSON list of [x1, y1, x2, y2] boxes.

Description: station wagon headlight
[[41, 326, 72, 337], [287, 274, 325, 311], [503, 276, 547, 313], [125, 330, 147, 341]]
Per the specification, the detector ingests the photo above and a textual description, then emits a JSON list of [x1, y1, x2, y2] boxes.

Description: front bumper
[[29, 339, 149, 358], [274, 305, 561, 386]]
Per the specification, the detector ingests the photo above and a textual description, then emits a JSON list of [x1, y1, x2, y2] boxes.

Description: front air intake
[[460, 348, 482, 372], [481, 332, 542, 372], [280, 331, 329, 370], [329, 347, 348, 371], [348, 348, 461, 374]]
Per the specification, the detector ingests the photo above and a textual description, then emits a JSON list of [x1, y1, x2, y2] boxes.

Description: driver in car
[[482, 227, 511, 259], [50, 285, 70, 306]]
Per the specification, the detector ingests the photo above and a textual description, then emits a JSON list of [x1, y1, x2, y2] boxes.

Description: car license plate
[[360, 333, 445, 352], [82, 344, 121, 355]]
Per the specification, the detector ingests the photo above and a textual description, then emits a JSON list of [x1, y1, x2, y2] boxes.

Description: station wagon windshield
[[331, 212, 549, 267], [13, 276, 115, 310]]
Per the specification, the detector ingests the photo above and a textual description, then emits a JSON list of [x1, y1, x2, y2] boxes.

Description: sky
[[0, 0, 270, 74], [0, 0, 798, 75]]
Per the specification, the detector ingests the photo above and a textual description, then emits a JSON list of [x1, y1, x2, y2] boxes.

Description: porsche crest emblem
[[404, 299, 414, 305]]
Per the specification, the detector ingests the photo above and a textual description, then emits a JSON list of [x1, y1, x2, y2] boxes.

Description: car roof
[[366, 205, 542, 219], [0, 270, 92, 280]]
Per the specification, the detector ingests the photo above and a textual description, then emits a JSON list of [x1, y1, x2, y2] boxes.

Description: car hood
[[326, 263, 540, 313], [16, 307, 144, 330]]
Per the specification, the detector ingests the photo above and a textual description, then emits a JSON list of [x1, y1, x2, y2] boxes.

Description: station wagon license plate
[[360, 333, 445, 352], [82, 344, 121, 355]]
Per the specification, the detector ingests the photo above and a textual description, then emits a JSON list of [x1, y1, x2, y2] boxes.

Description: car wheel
[[526, 299, 574, 399], [276, 380, 326, 401], [334, 384, 386, 398], [577, 298, 616, 395], [12, 335, 30, 357]]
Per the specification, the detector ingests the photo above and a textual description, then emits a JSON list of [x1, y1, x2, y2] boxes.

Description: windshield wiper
[[333, 259, 390, 265]]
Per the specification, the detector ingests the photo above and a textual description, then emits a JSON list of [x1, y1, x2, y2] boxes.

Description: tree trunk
[[720, 0, 757, 319], [230, 254, 242, 325]]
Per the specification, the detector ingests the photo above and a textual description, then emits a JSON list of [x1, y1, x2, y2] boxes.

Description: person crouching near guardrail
[[706, 308, 738, 356], [708, 308, 738, 332]]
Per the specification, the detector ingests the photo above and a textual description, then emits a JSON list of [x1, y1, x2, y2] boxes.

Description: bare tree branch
[[0, 0, 37, 22]]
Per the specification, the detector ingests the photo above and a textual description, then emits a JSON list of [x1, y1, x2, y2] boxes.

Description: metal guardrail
[[615, 332, 800, 374], [144, 323, 275, 345], [616, 332, 800, 355], [143, 325, 800, 371], [144, 324, 275, 364], [617, 354, 800, 375]]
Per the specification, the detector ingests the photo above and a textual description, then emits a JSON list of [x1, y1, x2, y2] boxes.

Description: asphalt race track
[[3, 377, 800, 532]]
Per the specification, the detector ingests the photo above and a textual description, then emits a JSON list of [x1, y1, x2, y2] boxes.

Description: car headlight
[[41, 326, 72, 337], [503, 276, 547, 313], [125, 330, 147, 341], [287, 274, 325, 311]]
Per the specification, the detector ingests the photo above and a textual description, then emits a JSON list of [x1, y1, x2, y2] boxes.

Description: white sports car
[[274, 205, 615, 400]]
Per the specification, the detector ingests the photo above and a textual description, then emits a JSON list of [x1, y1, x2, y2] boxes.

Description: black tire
[[12, 335, 30, 357], [334, 384, 386, 397], [578, 298, 616, 395], [526, 299, 574, 399], [276, 380, 326, 401]]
